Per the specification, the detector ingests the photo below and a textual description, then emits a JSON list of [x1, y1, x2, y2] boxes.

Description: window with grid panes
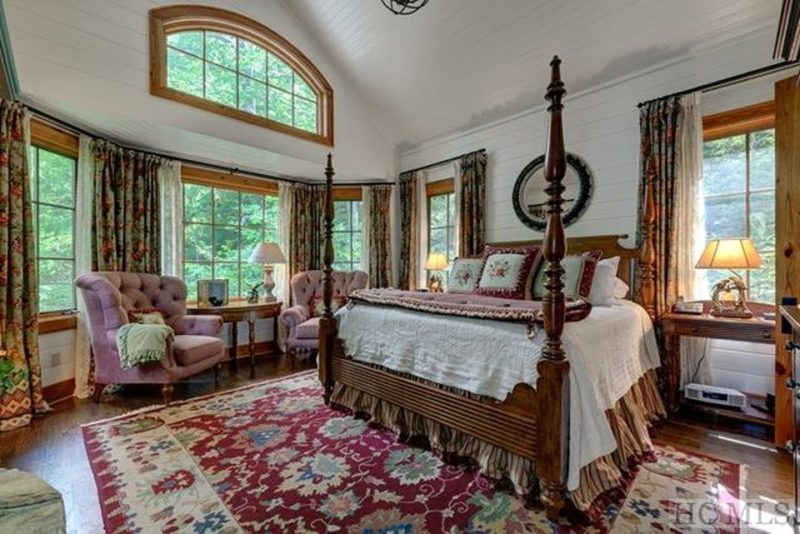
[[332, 200, 362, 272], [427, 191, 456, 278], [702, 129, 775, 303], [183, 183, 278, 301], [29, 145, 77, 313]]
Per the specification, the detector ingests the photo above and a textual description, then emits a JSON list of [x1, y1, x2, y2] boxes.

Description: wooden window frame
[[30, 119, 80, 332], [150, 5, 334, 146], [426, 178, 456, 267], [181, 168, 279, 302], [703, 101, 775, 141], [702, 104, 776, 303]]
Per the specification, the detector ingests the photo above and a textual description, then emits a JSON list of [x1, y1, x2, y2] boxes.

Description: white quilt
[[336, 299, 660, 491]]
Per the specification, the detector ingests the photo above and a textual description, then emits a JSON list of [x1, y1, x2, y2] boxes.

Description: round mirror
[[512, 153, 593, 232]]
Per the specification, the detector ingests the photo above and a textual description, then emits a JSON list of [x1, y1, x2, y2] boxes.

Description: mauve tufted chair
[[76, 272, 225, 405], [279, 270, 368, 355]]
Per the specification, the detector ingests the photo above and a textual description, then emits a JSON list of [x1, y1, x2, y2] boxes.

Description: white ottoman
[[0, 468, 66, 533]]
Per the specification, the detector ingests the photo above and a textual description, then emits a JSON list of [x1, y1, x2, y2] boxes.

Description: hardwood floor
[[0, 355, 793, 532]]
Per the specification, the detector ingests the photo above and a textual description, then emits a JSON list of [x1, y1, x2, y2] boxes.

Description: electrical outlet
[[50, 351, 61, 368]]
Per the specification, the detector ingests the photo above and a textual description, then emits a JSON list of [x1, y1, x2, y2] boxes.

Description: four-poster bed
[[317, 56, 659, 521]]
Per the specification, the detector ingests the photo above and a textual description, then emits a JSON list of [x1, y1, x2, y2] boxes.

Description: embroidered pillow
[[447, 258, 484, 293], [128, 308, 166, 326], [474, 245, 541, 300], [531, 250, 603, 299], [309, 296, 347, 318]]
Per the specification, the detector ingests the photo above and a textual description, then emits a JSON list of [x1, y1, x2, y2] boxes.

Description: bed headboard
[[486, 234, 641, 295]]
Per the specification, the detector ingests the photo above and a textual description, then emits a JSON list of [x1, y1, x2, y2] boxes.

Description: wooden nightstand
[[661, 305, 775, 420]]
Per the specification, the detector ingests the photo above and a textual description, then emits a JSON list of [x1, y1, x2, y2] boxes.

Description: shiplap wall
[[399, 29, 781, 396]]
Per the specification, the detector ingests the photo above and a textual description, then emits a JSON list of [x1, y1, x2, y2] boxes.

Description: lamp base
[[263, 265, 277, 303]]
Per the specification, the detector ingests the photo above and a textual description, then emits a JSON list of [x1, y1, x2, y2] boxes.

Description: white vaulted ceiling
[[5, 0, 782, 177], [284, 0, 781, 148]]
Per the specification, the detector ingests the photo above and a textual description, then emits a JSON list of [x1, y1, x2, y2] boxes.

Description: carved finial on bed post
[[639, 157, 657, 320], [536, 55, 569, 522], [320, 152, 336, 405]]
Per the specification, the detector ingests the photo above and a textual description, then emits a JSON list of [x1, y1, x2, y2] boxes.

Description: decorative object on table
[[512, 152, 593, 232], [247, 283, 264, 304], [381, 0, 428, 15], [249, 242, 287, 303], [81, 371, 746, 533], [425, 252, 448, 292], [695, 238, 763, 318], [197, 279, 229, 308]]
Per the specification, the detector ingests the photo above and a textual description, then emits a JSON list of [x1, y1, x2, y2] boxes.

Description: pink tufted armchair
[[279, 270, 368, 355], [76, 272, 225, 405]]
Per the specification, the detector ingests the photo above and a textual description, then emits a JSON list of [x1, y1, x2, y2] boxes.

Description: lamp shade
[[695, 238, 762, 270], [248, 242, 286, 264], [425, 253, 448, 270]]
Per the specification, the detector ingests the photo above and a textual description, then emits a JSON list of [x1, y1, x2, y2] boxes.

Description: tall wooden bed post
[[536, 56, 569, 521], [320, 153, 336, 405]]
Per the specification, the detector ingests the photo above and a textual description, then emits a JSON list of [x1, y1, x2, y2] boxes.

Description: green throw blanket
[[116, 324, 174, 369]]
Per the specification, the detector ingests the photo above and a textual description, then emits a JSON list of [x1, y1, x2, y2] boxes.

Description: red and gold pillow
[[473, 245, 542, 300], [309, 296, 348, 318], [128, 308, 166, 325]]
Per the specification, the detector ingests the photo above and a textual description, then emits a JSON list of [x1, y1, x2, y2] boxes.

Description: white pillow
[[612, 277, 630, 299], [588, 256, 620, 306]]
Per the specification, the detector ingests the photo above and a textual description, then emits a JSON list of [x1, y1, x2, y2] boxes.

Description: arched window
[[150, 6, 334, 146]]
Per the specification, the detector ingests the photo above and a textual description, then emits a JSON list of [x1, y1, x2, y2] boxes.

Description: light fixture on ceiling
[[381, 0, 429, 15]]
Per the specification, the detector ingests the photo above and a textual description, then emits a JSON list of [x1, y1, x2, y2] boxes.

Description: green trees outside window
[[183, 183, 279, 301], [166, 30, 318, 134], [428, 192, 456, 277], [702, 129, 775, 304], [29, 146, 77, 313], [332, 200, 362, 272]]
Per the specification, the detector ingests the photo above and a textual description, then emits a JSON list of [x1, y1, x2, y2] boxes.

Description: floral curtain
[[288, 183, 324, 275], [92, 140, 163, 273], [458, 150, 487, 257], [398, 171, 418, 290], [0, 101, 47, 431], [367, 184, 392, 287], [637, 96, 682, 320]]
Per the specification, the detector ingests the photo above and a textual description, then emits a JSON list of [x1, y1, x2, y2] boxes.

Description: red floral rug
[[83, 371, 745, 533]]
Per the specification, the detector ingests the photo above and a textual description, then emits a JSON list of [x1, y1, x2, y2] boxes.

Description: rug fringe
[[81, 370, 319, 428]]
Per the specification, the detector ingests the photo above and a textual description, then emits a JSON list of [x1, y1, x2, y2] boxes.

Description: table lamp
[[695, 238, 763, 318], [248, 243, 286, 302], [425, 252, 448, 292]]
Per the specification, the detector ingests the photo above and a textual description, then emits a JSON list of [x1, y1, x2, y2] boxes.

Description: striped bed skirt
[[330, 366, 665, 519]]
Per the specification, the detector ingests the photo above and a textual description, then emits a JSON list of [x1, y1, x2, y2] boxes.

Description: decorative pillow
[[309, 296, 347, 318], [128, 308, 166, 325], [532, 250, 603, 299], [447, 258, 484, 293], [587, 257, 621, 306], [473, 245, 542, 300]]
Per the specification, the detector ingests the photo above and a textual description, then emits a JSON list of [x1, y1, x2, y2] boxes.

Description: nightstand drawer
[[665, 318, 774, 343]]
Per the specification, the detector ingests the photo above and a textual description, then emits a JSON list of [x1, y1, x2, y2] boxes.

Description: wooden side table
[[187, 301, 282, 377], [661, 307, 775, 415]]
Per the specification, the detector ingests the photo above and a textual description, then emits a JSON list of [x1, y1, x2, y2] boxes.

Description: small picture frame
[[198, 279, 229, 307]]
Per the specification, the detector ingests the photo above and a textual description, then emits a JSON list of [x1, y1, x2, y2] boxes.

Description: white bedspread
[[336, 299, 660, 491]]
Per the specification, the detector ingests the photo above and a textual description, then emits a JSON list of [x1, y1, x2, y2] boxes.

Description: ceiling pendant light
[[381, 0, 429, 15]]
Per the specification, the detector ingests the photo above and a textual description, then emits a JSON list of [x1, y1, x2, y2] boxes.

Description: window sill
[[39, 313, 77, 334]]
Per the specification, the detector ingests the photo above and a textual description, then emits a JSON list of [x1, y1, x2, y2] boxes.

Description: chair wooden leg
[[213, 363, 220, 387], [162, 383, 174, 406], [91, 384, 106, 404]]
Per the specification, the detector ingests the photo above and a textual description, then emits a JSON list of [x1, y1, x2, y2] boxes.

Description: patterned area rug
[[83, 371, 744, 533]]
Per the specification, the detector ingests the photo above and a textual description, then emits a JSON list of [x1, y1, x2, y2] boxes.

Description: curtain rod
[[401, 148, 486, 175], [26, 104, 393, 187], [637, 60, 800, 108]]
